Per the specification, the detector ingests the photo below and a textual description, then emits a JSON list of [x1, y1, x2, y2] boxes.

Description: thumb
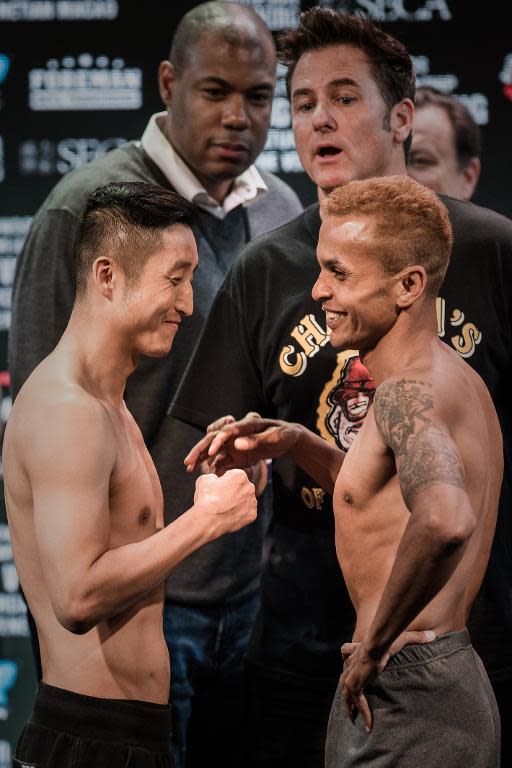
[[390, 629, 436, 656]]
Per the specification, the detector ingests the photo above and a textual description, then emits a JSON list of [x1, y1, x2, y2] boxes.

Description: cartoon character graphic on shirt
[[324, 354, 375, 452], [315, 350, 375, 453]]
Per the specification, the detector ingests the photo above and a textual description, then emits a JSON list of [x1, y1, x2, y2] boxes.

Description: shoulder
[[257, 169, 302, 205], [441, 195, 512, 246], [11, 370, 114, 460], [235, 203, 320, 273], [373, 375, 437, 443], [32, 141, 148, 221]]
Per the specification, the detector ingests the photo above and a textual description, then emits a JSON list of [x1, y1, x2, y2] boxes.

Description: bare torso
[[334, 343, 502, 642], [3, 355, 170, 703]]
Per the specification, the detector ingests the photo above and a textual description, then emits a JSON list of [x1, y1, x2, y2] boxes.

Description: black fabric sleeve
[[169, 263, 267, 431], [8, 208, 78, 398]]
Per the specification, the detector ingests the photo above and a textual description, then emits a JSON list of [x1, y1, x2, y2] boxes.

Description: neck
[[61, 302, 138, 406], [359, 302, 439, 386]]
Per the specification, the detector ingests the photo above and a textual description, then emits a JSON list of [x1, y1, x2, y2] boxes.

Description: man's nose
[[222, 93, 250, 129], [312, 273, 331, 301], [178, 283, 193, 318], [312, 101, 337, 132]]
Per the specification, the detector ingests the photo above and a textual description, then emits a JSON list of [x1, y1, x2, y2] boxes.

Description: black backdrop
[[0, 0, 510, 762]]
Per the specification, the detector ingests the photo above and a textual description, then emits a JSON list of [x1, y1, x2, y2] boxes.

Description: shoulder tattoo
[[374, 378, 465, 503]]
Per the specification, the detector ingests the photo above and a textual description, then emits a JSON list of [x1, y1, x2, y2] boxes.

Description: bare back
[[334, 341, 502, 641], [3, 349, 169, 703]]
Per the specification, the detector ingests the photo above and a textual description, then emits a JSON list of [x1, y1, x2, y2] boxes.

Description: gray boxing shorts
[[326, 628, 500, 767]]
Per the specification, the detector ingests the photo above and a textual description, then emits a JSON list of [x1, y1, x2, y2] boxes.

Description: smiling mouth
[[325, 310, 346, 320]]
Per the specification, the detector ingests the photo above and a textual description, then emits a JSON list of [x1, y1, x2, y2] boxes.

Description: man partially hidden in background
[[407, 86, 481, 201]]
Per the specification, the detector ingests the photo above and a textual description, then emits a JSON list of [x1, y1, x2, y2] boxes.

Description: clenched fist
[[193, 469, 257, 540]]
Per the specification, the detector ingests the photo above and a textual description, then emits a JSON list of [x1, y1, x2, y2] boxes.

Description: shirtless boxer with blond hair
[[186, 175, 502, 767], [3, 182, 257, 768]]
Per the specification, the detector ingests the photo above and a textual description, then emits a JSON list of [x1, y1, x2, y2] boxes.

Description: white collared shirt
[[140, 112, 267, 220]]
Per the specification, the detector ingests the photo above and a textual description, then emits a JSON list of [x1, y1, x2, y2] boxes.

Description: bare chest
[[107, 410, 164, 544], [333, 414, 408, 556]]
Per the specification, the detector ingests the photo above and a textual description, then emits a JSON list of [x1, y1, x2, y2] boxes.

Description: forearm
[[67, 507, 212, 632], [289, 424, 343, 495], [365, 504, 470, 657]]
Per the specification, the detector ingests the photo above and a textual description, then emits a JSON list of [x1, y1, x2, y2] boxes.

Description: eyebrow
[[199, 76, 273, 91], [321, 258, 347, 272], [168, 259, 197, 272], [292, 78, 359, 100]]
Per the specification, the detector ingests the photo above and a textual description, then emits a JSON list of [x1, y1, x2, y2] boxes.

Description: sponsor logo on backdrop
[[318, 0, 452, 21], [0, 0, 118, 21], [238, 0, 300, 30], [413, 55, 489, 125], [0, 741, 11, 768], [29, 54, 142, 111], [0, 53, 10, 111], [0, 660, 17, 720], [19, 136, 126, 176], [0, 217, 32, 331], [259, 63, 302, 174], [0, 525, 29, 637], [499, 53, 512, 101]]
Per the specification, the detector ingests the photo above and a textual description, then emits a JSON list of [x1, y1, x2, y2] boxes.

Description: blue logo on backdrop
[[0, 660, 18, 719], [0, 55, 10, 85]]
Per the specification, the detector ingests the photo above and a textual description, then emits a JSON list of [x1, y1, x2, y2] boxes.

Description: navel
[[343, 493, 353, 505]]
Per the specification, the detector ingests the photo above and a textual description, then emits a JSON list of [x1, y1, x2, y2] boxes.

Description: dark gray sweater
[[9, 140, 302, 604]]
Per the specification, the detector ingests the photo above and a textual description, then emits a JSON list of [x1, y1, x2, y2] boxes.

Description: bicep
[[373, 377, 466, 508], [395, 420, 466, 507], [28, 405, 115, 597]]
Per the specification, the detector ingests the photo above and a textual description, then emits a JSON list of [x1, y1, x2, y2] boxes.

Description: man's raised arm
[[185, 412, 344, 495], [26, 397, 257, 635]]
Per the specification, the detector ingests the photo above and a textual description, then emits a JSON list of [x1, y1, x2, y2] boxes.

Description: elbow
[[54, 591, 97, 635], [424, 510, 477, 552]]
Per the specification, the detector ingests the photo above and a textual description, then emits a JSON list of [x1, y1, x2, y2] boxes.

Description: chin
[[312, 166, 352, 193], [141, 340, 175, 358], [329, 333, 353, 351]]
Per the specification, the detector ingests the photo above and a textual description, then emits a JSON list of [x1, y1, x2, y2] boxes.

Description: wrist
[[289, 423, 306, 459], [363, 632, 390, 662]]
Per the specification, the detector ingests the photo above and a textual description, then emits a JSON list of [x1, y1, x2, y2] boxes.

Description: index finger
[[184, 431, 219, 471], [354, 692, 372, 732], [208, 418, 277, 457]]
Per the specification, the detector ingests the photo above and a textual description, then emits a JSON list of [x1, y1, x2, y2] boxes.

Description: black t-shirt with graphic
[[171, 198, 512, 681]]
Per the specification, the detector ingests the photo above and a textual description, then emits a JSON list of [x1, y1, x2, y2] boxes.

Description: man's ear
[[461, 156, 481, 201], [158, 60, 177, 108], [391, 98, 414, 149], [92, 256, 115, 299], [395, 265, 428, 309]]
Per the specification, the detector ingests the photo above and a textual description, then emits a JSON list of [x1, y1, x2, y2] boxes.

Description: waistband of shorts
[[385, 628, 471, 670], [31, 683, 171, 752]]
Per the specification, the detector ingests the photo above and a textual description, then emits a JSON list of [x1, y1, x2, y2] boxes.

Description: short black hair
[[74, 182, 196, 295], [170, 1, 274, 73], [278, 6, 415, 155], [415, 86, 481, 170]]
